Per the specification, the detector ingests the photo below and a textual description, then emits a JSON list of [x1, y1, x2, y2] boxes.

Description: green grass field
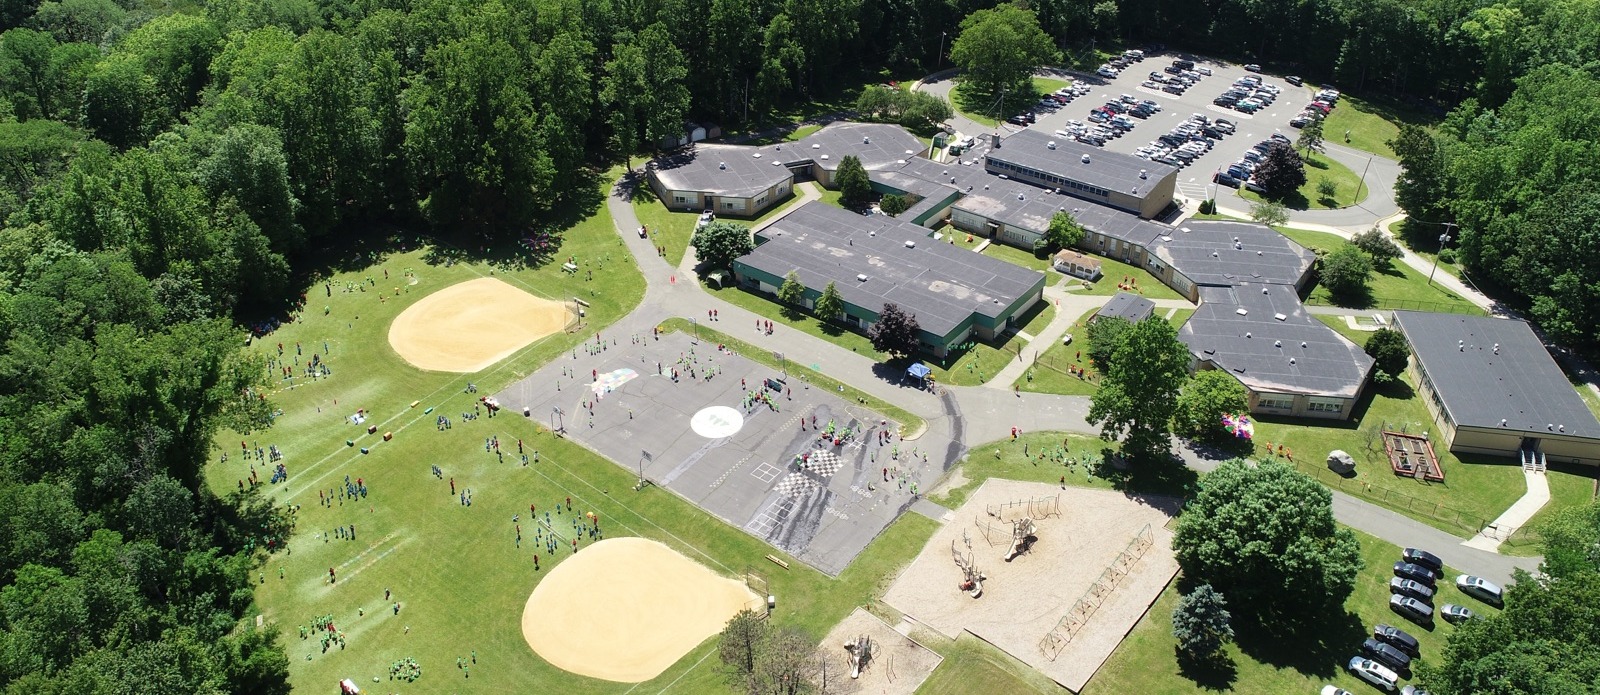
[[950, 77, 1072, 127], [1251, 374, 1525, 537], [631, 186, 809, 268], [705, 283, 888, 360], [1502, 465, 1597, 556], [220, 175, 945, 693], [1239, 151, 1368, 210], [914, 632, 1069, 694], [980, 240, 1053, 272], [1274, 227, 1481, 314], [1085, 528, 1498, 694], [1070, 255, 1187, 300], [1315, 313, 1379, 346], [1017, 306, 1193, 397], [1312, 91, 1437, 160]]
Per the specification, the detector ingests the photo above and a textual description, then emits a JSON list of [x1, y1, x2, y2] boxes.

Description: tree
[[814, 281, 844, 321], [835, 154, 871, 210], [1320, 243, 1374, 302], [1085, 316, 1130, 374], [949, 6, 1059, 99], [1389, 123, 1449, 223], [1045, 211, 1086, 251], [868, 302, 921, 357], [1173, 370, 1248, 442], [1249, 199, 1288, 227], [717, 609, 767, 677], [878, 193, 909, 216], [690, 220, 755, 270], [1364, 328, 1411, 382], [1350, 227, 1403, 266], [777, 270, 805, 306], [1172, 459, 1363, 615], [748, 627, 825, 695], [1251, 142, 1306, 198], [1296, 117, 1324, 153], [1315, 177, 1337, 200], [1087, 317, 1192, 461], [1172, 584, 1234, 659], [601, 23, 690, 161]]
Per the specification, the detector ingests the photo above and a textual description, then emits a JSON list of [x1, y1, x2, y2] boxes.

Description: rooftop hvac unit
[[904, 240, 915, 249], [1081, 154, 1091, 163], [812, 143, 821, 149], [856, 274, 868, 281], [820, 154, 830, 160]]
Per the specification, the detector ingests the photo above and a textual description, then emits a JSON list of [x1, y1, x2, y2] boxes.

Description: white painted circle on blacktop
[[690, 406, 744, 439]]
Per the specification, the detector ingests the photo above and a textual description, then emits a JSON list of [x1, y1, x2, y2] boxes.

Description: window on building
[[1257, 394, 1294, 410], [673, 195, 688, 204], [1307, 398, 1344, 413]]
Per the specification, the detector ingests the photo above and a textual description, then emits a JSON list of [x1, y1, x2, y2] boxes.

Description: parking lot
[[1009, 54, 1315, 204]]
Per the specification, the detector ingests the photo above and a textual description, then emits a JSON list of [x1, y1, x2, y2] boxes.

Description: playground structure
[[1383, 430, 1444, 482], [844, 634, 873, 678], [1003, 517, 1037, 562], [882, 480, 1179, 691], [952, 531, 986, 598], [1038, 523, 1155, 662], [975, 493, 1061, 549]]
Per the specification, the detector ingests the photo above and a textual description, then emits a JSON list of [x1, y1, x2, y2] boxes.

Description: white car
[[1322, 686, 1355, 695], [1097, 65, 1119, 78], [1455, 575, 1504, 605], [1348, 657, 1399, 691]]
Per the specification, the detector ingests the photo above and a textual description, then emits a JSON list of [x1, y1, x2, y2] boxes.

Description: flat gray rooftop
[[986, 128, 1177, 197], [1394, 312, 1600, 438], [652, 143, 791, 198], [1097, 292, 1156, 323], [1154, 220, 1315, 288], [783, 122, 927, 173], [1181, 283, 1373, 398], [739, 202, 1044, 338]]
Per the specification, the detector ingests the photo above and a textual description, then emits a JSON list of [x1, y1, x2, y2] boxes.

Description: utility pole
[[937, 32, 947, 71], [1356, 156, 1373, 202]]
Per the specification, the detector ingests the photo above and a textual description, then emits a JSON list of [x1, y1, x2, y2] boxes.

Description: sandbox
[[882, 480, 1180, 692], [818, 608, 942, 695], [387, 277, 571, 372], [520, 537, 758, 683]]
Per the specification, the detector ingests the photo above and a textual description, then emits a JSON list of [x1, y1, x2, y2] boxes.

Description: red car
[[1304, 102, 1331, 114]]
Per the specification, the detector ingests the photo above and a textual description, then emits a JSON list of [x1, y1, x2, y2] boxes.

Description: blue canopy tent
[[906, 363, 932, 380]]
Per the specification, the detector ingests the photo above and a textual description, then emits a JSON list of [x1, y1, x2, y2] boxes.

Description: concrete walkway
[[1464, 469, 1551, 552], [984, 289, 1108, 389]]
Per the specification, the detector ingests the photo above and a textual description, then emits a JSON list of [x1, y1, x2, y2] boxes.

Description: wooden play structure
[[1383, 430, 1444, 482]]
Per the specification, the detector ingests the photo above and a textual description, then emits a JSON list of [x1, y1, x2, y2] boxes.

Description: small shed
[[1053, 249, 1103, 280], [1094, 291, 1156, 324]]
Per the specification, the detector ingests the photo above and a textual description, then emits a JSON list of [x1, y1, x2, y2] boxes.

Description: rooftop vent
[[1181, 227, 1191, 233], [1047, 141, 1057, 150], [1237, 309, 1249, 317], [904, 240, 915, 249], [719, 162, 727, 169], [1257, 250, 1263, 256], [1274, 313, 1287, 322], [951, 177, 957, 184], [1301, 342, 1308, 348], [1501, 418, 1509, 426], [1081, 154, 1091, 163], [1140, 169, 1148, 179], [820, 154, 830, 160], [1274, 340, 1282, 348], [812, 143, 821, 149], [771, 160, 781, 166], [1493, 343, 1500, 354], [1211, 251, 1220, 258], [752, 153, 761, 158], [863, 136, 870, 144], [1289, 357, 1297, 365], [857, 274, 868, 282], [1262, 287, 1269, 295], [1018, 193, 1026, 201]]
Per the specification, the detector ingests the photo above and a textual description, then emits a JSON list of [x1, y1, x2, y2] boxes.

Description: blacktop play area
[[882, 479, 1181, 692], [498, 331, 962, 576]]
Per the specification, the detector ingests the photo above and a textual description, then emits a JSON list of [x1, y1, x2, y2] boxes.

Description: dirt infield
[[882, 480, 1179, 692], [818, 608, 942, 695], [387, 277, 571, 372], [520, 537, 757, 683]]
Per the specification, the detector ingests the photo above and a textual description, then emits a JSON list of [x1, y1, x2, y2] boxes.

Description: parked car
[[1347, 657, 1400, 692], [1400, 686, 1432, 695], [1213, 96, 1238, 107], [1455, 575, 1504, 606], [1363, 638, 1413, 673], [1390, 594, 1434, 624], [1173, 59, 1195, 70], [1097, 65, 1119, 78], [1390, 577, 1435, 602], [1285, 75, 1304, 86], [1242, 179, 1267, 194], [1212, 119, 1236, 133], [1400, 548, 1443, 575], [1196, 66, 1213, 75], [1373, 624, 1421, 656], [1290, 116, 1311, 128], [1243, 63, 1263, 72], [1007, 115, 1029, 126], [1213, 172, 1241, 188], [1322, 687, 1355, 695], [1269, 133, 1291, 144], [1394, 562, 1437, 587], [1440, 603, 1477, 624], [1162, 84, 1185, 95]]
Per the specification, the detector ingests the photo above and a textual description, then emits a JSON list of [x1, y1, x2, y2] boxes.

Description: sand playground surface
[[818, 608, 942, 695], [882, 480, 1180, 692], [388, 277, 572, 372], [521, 537, 758, 683]]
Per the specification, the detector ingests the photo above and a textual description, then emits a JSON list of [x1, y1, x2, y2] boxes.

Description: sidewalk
[[1464, 469, 1550, 552], [985, 290, 1108, 388]]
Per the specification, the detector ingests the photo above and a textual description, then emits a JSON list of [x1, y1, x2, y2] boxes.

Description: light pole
[[937, 32, 947, 71], [689, 317, 699, 344], [1356, 156, 1373, 204], [1428, 225, 1454, 287]]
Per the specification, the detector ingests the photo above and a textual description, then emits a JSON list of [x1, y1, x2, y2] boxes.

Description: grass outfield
[[222, 186, 938, 692], [1084, 527, 1498, 694]]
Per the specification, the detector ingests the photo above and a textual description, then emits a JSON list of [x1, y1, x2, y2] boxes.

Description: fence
[[1283, 455, 1489, 537], [1307, 296, 1486, 316]]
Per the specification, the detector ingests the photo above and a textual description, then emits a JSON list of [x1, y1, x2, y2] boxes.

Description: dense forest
[[0, 0, 1597, 691]]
